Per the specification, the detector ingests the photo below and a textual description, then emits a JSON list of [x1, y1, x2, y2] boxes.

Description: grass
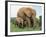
[[10, 16, 42, 32], [10, 23, 41, 32]]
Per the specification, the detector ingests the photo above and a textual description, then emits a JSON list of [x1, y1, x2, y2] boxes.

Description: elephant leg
[[26, 17, 31, 28], [28, 19, 31, 27], [32, 16, 36, 27], [24, 21, 28, 28], [31, 18, 34, 27], [22, 21, 23, 28]]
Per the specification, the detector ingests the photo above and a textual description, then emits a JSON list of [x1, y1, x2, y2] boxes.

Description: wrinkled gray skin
[[17, 7, 36, 27]]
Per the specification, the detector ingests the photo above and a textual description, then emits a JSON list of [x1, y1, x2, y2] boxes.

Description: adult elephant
[[17, 7, 36, 27]]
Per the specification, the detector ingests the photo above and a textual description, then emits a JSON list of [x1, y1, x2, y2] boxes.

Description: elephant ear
[[32, 9, 36, 17]]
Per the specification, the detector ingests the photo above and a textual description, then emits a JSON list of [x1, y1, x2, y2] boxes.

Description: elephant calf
[[16, 17, 24, 28]]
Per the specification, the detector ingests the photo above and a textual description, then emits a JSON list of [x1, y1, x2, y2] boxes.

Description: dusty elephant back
[[17, 7, 36, 18]]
